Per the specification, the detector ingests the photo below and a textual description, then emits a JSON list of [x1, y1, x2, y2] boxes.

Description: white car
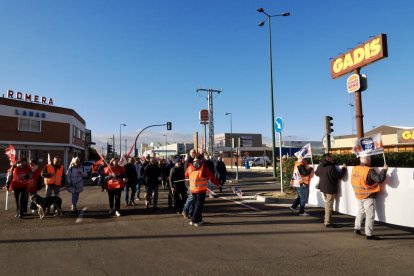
[[249, 157, 271, 167]]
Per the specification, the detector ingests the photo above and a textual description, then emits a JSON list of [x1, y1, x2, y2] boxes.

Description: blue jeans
[[136, 179, 142, 199], [291, 184, 309, 214], [182, 193, 194, 216], [71, 192, 80, 207]]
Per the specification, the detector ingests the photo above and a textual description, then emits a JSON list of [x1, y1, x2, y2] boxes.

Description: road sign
[[274, 117, 284, 133], [322, 135, 335, 148]]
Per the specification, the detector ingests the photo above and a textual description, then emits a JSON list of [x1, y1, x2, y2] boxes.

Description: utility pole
[[197, 88, 222, 157]]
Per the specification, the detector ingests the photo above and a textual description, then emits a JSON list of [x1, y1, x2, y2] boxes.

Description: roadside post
[[275, 117, 284, 193]]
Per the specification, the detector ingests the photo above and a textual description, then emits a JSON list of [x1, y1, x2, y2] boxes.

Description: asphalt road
[[0, 179, 413, 275]]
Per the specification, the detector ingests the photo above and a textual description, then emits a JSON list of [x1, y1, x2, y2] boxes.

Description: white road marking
[[208, 188, 262, 212], [76, 207, 88, 223]]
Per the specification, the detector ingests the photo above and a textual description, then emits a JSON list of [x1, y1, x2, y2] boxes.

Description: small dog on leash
[[30, 194, 63, 219]]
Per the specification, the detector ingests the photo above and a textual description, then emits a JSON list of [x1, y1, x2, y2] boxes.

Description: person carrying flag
[[6, 158, 31, 218], [104, 157, 126, 217], [289, 155, 314, 216], [41, 156, 65, 198]]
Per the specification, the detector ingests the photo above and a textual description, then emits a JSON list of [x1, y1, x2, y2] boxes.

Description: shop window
[[18, 118, 41, 132]]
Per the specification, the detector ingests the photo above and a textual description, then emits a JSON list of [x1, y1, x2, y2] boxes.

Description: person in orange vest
[[351, 156, 388, 240], [104, 157, 126, 217], [6, 158, 31, 218], [289, 156, 314, 216], [185, 155, 220, 226], [41, 156, 65, 198]]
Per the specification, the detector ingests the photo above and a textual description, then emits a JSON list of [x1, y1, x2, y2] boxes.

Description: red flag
[[5, 145, 16, 165]]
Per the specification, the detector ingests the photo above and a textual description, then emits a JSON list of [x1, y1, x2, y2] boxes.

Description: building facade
[[331, 125, 414, 154], [0, 96, 88, 173]]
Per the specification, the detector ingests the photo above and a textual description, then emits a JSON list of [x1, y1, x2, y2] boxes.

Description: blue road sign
[[275, 117, 283, 133]]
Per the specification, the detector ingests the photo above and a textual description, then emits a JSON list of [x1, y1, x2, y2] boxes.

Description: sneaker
[[108, 209, 114, 215], [182, 212, 189, 219], [366, 235, 381, 240], [289, 207, 297, 215], [325, 223, 338, 228], [197, 221, 205, 226], [189, 221, 194, 225], [130, 201, 136, 206], [115, 211, 121, 217], [299, 212, 310, 216], [354, 229, 363, 236], [31, 210, 36, 214]]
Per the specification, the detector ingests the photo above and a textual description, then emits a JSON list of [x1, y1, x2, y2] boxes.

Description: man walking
[[315, 153, 347, 227], [351, 156, 387, 240], [41, 156, 65, 197]]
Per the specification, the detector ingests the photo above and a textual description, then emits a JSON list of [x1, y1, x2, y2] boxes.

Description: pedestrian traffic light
[[166, 122, 172, 130], [325, 116, 334, 134], [107, 144, 113, 154]]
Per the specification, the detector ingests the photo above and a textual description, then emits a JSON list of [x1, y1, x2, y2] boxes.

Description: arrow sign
[[274, 117, 284, 133]]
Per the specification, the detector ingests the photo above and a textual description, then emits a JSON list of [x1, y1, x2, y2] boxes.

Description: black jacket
[[315, 159, 346, 194], [124, 163, 138, 185], [215, 160, 227, 181], [144, 163, 161, 187], [169, 164, 185, 188]]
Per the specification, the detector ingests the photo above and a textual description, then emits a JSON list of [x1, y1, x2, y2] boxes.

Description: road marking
[[76, 207, 88, 223], [209, 188, 262, 212]]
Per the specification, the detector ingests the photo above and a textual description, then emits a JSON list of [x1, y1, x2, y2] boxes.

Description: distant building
[[0, 95, 88, 173], [331, 125, 414, 154], [214, 132, 323, 165]]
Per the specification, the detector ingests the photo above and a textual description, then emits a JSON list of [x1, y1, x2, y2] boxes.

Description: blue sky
[[0, 0, 412, 149]]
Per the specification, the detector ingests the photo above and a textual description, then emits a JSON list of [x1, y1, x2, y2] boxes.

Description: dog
[[30, 194, 63, 219]]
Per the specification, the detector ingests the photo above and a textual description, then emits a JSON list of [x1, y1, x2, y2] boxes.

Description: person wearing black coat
[[215, 157, 227, 192], [315, 153, 347, 227], [144, 158, 161, 210], [124, 157, 138, 206], [169, 158, 187, 214]]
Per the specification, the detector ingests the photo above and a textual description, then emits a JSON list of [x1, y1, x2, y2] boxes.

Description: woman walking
[[104, 157, 126, 217], [66, 157, 87, 212]]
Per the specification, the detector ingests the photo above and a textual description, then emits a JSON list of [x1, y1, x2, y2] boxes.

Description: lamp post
[[288, 135, 292, 156], [163, 134, 168, 159], [225, 112, 233, 169], [257, 7, 290, 177], [119, 123, 126, 157]]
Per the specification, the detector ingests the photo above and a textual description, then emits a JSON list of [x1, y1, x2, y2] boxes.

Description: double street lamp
[[119, 123, 126, 157], [225, 112, 233, 169], [257, 7, 290, 177]]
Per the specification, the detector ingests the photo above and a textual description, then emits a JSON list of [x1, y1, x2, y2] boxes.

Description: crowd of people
[[4, 149, 227, 227], [4, 150, 389, 237]]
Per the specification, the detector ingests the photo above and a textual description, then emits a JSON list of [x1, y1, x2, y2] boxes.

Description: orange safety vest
[[44, 164, 64, 186], [189, 169, 208, 193], [351, 166, 380, 199]]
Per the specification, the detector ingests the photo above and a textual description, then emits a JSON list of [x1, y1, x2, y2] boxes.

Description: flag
[[4, 145, 16, 165], [294, 143, 312, 159], [92, 159, 104, 174], [352, 133, 384, 157], [290, 166, 302, 187], [231, 186, 243, 198], [118, 143, 135, 166]]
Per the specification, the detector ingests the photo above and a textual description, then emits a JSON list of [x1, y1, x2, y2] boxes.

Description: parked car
[[249, 156, 271, 167], [82, 161, 94, 178]]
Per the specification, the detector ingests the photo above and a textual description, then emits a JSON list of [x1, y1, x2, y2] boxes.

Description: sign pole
[[354, 68, 364, 139], [279, 132, 283, 193]]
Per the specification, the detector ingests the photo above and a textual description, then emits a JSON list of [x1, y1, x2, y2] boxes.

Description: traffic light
[[166, 122, 172, 130], [107, 144, 113, 154], [325, 116, 334, 134]]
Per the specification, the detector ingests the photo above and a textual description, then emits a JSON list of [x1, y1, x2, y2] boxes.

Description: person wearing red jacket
[[104, 157, 126, 217], [28, 159, 42, 214], [185, 155, 220, 226], [7, 158, 31, 218]]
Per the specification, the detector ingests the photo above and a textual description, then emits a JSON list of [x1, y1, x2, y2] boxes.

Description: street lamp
[[163, 134, 168, 159], [257, 7, 290, 177], [225, 112, 233, 169], [119, 123, 126, 157]]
